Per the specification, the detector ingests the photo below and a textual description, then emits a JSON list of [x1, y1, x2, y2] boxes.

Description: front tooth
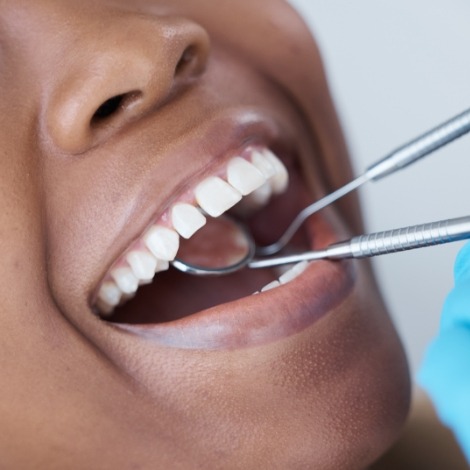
[[144, 226, 180, 261], [194, 176, 242, 217], [126, 250, 158, 282], [171, 203, 207, 239], [279, 261, 308, 285], [97, 281, 122, 307], [262, 149, 289, 194], [110, 267, 139, 295], [226, 157, 266, 196]]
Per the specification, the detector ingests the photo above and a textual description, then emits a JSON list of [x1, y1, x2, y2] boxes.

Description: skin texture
[[0, 0, 410, 468]]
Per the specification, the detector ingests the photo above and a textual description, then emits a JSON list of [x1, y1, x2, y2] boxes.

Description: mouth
[[90, 114, 356, 350]]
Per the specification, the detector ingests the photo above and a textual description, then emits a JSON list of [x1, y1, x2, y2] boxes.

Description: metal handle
[[365, 108, 470, 181], [327, 216, 470, 259]]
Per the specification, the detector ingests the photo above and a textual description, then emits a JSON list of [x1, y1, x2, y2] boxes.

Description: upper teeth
[[95, 147, 289, 316]]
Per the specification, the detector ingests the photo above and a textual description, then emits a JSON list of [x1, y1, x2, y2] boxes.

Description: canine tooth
[[111, 267, 139, 295], [262, 149, 289, 194], [251, 149, 276, 178], [226, 157, 266, 196], [194, 176, 242, 217], [144, 226, 180, 261], [171, 203, 206, 239], [126, 250, 158, 282], [261, 280, 281, 292], [97, 281, 122, 307], [279, 261, 308, 285]]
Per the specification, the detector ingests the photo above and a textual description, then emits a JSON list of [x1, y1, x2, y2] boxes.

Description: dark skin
[[0, 1, 421, 468]]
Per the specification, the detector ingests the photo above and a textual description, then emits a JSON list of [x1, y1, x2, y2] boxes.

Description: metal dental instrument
[[248, 216, 470, 270], [172, 216, 470, 275], [172, 107, 470, 276], [258, 107, 470, 256]]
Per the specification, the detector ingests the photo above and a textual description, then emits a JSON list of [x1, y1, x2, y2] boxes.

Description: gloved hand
[[419, 241, 470, 463]]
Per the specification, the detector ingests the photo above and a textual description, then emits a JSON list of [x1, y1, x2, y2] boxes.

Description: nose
[[47, 14, 210, 154]]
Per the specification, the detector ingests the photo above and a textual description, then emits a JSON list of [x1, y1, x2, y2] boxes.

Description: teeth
[[110, 267, 139, 295], [126, 250, 158, 282], [156, 259, 170, 272], [251, 149, 276, 179], [262, 149, 289, 194], [144, 226, 180, 261], [96, 299, 116, 316], [279, 261, 308, 284], [261, 280, 281, 292], [260, 261, 308, 292], [194, 176, 242, 217], [171, 203, 207, 239], [95, 147, 293, 316], [226, 157, 266, 196], [243, 182, 272, 208], [97, 281, 122, 307]]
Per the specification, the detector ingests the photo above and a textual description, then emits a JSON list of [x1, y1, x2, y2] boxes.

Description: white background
[[289, 0, 470, 374]]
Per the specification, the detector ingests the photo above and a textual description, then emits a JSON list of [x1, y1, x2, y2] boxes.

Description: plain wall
[[289, 0, 470, 374]]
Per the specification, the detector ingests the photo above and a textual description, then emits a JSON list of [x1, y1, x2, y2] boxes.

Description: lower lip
[[112, 221, 356, 350]]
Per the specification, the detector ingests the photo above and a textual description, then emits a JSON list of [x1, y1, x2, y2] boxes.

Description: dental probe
[[249, 216, 470, 270], [257, 107, 470, 256]]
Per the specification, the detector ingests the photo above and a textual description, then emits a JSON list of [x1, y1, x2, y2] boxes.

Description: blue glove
[[419, 241, 470, 462]]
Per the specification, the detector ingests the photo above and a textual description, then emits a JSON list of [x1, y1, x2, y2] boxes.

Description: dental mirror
[[172, 107, 470, 276], [172, 216, 255, 276], [172, 214, 470, 276]]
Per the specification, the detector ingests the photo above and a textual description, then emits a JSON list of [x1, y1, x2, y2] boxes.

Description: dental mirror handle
[[365, 107, 470, 180], [257, 107, 470, 256], [249, 216, 470, 269]]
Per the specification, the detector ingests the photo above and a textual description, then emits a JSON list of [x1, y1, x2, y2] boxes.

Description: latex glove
[[419, 241, 470, 463]]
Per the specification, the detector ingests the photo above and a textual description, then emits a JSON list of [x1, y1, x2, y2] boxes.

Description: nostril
[[175, 45, 204, 78], [91, 91, 141, 125]]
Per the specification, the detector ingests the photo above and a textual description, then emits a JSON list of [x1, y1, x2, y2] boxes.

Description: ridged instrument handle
[[327, 216, 470, 259]]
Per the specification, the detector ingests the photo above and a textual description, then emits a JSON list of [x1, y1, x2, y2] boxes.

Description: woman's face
[[0, 0, 410, 468]]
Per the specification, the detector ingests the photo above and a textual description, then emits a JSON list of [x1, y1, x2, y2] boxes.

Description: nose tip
[[47, 16, 210, 154]]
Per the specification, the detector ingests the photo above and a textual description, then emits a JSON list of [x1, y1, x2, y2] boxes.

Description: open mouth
[[94, 145, 302, 314], [90, 120, 355, 349]]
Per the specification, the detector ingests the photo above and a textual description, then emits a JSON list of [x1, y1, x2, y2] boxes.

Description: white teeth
[[262, 149, 289, 194], [261, 280, 281, 292], [251, 149, 276, 179], [226, 157, 266, 196], [96, 299, 116, 316], [144, 226, 180, 261], [279, 261, 308, 284], [110, 267, 139, 295], [156, 258, 170, 272], [260, 261, 308, 292], [243, 182, 272, 207], [97, 281, 122, 307], [126, 250, 158, 282], [171, 203, 207, 239], [95, 147, 292, 316], [194, 176, 242, 217]]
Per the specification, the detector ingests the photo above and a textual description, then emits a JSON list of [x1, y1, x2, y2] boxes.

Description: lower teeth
[[258, 261, 308, 293]]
